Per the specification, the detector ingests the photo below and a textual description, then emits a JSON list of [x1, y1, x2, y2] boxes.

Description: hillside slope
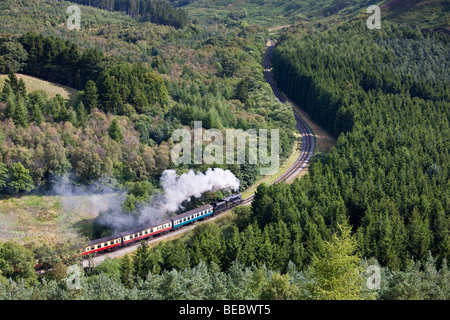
[[381, 0, 450, 33]]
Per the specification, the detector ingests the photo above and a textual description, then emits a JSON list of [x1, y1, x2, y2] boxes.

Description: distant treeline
[[71, 0, 189, 28], [6, 32, 168, 116]]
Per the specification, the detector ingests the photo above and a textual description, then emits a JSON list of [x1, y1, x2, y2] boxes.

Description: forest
[[71, 0, 189, 28], [0, 0, 449, 301], [0, 0, 295, 237], [269, 20, 449, 270]]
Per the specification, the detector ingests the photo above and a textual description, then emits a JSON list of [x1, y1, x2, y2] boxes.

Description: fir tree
[[76, 101, 88, 128], [4, 97, 15, 119], [120, 254, 134, 288], [30, 103, 43, 125], [17, 79, 26, 96], [83, 80, 99, 112], [13, 96, 29, 127], [5, 71, 19, 95], [308, 224, 364, 300], [0, 83, 13, 102], [0, 162, 8, 190], [108, 118, 124, 142]]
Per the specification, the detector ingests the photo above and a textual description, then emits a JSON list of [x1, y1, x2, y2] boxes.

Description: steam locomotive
[[80, 194, 243, 256]]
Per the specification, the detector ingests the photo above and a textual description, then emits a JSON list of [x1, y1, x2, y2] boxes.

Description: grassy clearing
[[0, 73, 79, 104], [0, 193, 117, 247]]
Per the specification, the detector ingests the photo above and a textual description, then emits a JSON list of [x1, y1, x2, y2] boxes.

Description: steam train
[[80, 194, 243, 256]]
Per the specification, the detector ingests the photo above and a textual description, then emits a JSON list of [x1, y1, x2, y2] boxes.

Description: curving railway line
[[241, 38, 315, 205], [82, 38, 315, 266]]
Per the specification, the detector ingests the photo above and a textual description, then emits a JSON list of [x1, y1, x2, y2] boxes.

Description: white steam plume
[[98, 168, 240, 232], [138, 168, 240, 225]]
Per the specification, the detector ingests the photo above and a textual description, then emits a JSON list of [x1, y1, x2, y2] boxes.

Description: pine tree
[[120, 254, 134, 288], [76, 101, 88, 127], [234, 78, 249, 106], [30, 103, 43, 125], [133, 241, 151, 280], [83, 80, 99, 112], [408, 207, 433, 263], [0, 162, 8, 190], [4, 97, 15, 119], [5, 71, 19, 95], [17, 79, 26, 96], [0, 83, 13, 102], [13, 96, 29, 127], [308, 224, 364, 300], [108, 118, 124, 142]]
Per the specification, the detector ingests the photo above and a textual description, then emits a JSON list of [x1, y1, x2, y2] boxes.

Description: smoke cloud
[[97, 168, 240, 233], [51, 174, 124, 218]]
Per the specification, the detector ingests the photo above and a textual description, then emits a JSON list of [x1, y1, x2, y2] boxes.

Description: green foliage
[[30, 103, 43, 125], [0, 241, 37, 286], [75, 101, 88, 128], [75, 0, 189, 29], [108, 118, 124, 142], [12, 96, 29, 127], [5, 72, 26, 97], [307, 224, 364, 300], [0, 41, 28, 73], [272, 20, 450, 267], [8, 162, 34, 194], [0, 162, 8, 190], [120, 254, 135, 288], [82, 80, 98, 113], [0, 251, 446, 300]]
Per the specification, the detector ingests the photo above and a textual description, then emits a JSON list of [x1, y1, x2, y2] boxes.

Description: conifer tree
[[5, 71, 19, 95], [30, 103, 43, 125], [0, 83, 13, 102], [120, 254, 134, 288], [17, 79, 26, 96], [4, 97, 15, 119], [76, 101, 88, 128], [13, 96, 29, 127], [308, 224, 364, 300], [83, 80, 99, 112], [133, 241, 151, 281], [108, 118, 124, 142], [0, 162, 8, 190]]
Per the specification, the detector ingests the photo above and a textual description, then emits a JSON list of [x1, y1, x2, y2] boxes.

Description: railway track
[[82, 38, 314, 267], [241, 38, 315, 206]]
